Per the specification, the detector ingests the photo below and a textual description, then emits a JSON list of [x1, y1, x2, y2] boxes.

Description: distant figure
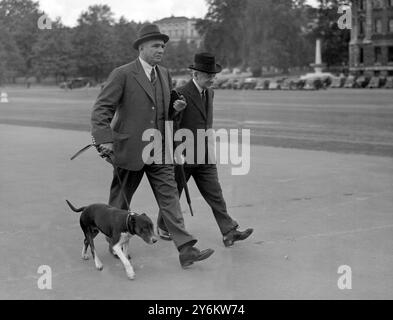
[[26, 78, 32, 89]]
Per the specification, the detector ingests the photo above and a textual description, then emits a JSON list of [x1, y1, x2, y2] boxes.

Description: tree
[[31, 20, 77, 82], [312, 0, 351, 68], [73, 5, 117, 81], [197, 0, 248, 68], [0, 17, 23, 83], [0, 0, 43, 75], [197, 0, 315, 75], [112, 17, 139, 66]]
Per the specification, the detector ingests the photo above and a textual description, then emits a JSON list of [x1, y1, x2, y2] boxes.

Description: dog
[[66, 200, 157, 280]]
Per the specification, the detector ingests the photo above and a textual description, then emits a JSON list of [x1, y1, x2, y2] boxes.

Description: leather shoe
[[223, 228, 254, 247], [179, 246, 214, 268], [157, 226, 172, 241]]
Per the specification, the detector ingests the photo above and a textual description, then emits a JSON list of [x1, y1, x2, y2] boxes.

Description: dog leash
[[71, 143, 195, 217], [70, 144, 131, 212]]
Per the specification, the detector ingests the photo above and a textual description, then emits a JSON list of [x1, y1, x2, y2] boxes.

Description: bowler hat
[[189, 52, 222, 74], [133, 24, 169, 50]]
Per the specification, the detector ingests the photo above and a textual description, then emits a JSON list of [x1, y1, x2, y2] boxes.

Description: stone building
[[349, 0, 393, 76], [154, 16, 202, 47]]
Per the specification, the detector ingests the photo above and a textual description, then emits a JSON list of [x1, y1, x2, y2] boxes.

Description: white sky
[[38, 0, 319, 27]]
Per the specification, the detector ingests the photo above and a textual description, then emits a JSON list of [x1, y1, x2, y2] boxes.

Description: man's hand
[[173, 95, 187, 112], [97, 143, 114, 158]]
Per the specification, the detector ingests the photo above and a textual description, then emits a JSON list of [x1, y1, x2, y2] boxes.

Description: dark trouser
[[109, 164, 197, 250], [158, 164, 238, 236]]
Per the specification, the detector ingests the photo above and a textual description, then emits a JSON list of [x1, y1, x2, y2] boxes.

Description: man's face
[[195, 71, 217, 89], [139, 39, 166, 66]]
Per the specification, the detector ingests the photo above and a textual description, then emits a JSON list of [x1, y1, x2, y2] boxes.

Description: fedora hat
[[133, 24, 169, 50], [189, 52, 222, 74]]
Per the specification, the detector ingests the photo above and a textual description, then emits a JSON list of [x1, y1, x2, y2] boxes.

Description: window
[[389, 19, 393, 33], [360, 48, 364, 63], [359, 19, 365, 35], [360, 0, 365, 10], [374, 19, 382, 33], [375, 47, 382, 63], [389, 47, 393, 62]]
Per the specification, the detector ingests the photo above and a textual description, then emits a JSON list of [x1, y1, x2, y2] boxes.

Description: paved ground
[[1, 124, 392, 299]]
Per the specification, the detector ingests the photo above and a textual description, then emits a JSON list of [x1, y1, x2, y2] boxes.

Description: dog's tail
[[65, 200, 85, 213]]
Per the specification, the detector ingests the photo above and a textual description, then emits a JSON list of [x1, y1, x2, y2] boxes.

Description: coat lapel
[[185, 80, 207, 120], [131, 59, 156, 105], [206, 88, 213, 122], [156, 66, 170, 117]]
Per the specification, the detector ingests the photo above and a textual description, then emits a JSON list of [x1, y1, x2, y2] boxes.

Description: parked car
[[221, 78, 237, 89], [280, 78, 293, 90], [367, 77, 382, 89], [303, 78, 324, 90], [60, 77, 93, 89], [232, 78, 245, 90], [212, 78, 228, 89], [280, 78, 303, 90], [355, 76, 370, 88], [268, 79, 281, 90], [242, 77, 258, 90], [330, 76, 346, 88], [255, 79, 269, 90], [343, 75, 356, 88], [384, 77, 393, 89]]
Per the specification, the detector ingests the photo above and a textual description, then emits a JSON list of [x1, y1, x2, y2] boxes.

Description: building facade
[[349, 0, 393, 76], [155, 16, 202, 47]]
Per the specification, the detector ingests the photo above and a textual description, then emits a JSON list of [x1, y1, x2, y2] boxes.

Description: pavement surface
[[1, 124, 392, 300]]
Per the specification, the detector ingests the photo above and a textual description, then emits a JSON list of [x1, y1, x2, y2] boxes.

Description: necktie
[[150, 67, 156, 83], [201, 90, 207, 113]]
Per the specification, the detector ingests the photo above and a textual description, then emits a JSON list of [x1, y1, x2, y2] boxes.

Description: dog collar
[[126, 213, 136, 235]]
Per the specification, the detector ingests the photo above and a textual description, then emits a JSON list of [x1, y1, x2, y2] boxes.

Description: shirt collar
[[139, 57, 155, 77], [192, 78, 204, 95]]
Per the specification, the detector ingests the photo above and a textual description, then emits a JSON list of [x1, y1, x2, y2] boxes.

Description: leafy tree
[[197, 0, 315, 75], [31, 20, 77, 82], [0, 0, 43, 75], [311, 0, 351, 68], [73, 5, 117, 82], [112, 17, 139, 66]]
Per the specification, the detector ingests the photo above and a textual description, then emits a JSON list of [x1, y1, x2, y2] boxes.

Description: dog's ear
[[142, 213, 147, 216]]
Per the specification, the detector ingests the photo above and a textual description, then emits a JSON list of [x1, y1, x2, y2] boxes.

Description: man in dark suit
[[164, 53, 253, 247], [91, 24, 214, 268]]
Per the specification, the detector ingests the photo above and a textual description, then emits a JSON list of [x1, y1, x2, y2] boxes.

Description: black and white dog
[[66, 200, 157, 280]]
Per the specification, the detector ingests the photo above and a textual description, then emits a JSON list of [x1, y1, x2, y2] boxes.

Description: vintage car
[[367, 77, 382, 89], [254, 79, 270, 90], [330, 77, 346, 88], [343, 75, 356, 88], [384, 77, 393, 89], [354, 76, 370, 88], [242, 77, 258, 90], [59, 77, 93, 89]]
